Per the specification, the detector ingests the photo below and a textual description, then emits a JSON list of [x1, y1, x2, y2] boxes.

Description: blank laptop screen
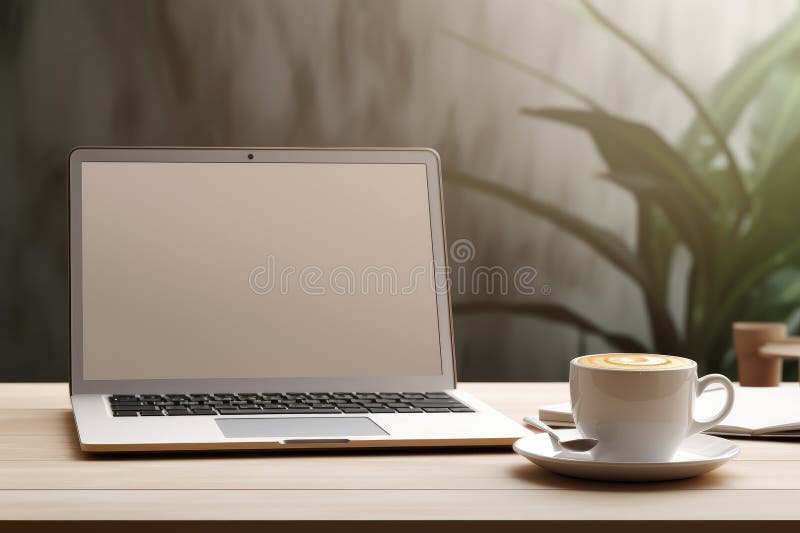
[[79, 162, 443, 380]]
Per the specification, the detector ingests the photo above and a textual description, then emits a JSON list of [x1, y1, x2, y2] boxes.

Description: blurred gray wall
[[1, 0, 795, 380]]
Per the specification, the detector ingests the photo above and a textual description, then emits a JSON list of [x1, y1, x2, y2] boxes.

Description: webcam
[[247, 153, 254, 160]]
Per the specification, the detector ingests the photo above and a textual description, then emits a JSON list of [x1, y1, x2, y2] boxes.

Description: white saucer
[[513, 430, 739, 482]]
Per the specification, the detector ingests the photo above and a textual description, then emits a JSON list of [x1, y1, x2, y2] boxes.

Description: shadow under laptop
[[78, 445, 514, 461]]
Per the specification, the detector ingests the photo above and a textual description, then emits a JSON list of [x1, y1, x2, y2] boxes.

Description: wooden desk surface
[[1, 382, 800, 521]]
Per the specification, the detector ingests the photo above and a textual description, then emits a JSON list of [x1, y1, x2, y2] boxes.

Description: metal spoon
[[523, 415, 598, 452]]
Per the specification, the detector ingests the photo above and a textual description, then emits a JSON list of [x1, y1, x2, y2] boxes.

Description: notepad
[[537, 385, 800, 438]]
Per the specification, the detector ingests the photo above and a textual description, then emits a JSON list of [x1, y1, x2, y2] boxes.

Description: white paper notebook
[[538, 385, 800, 438]]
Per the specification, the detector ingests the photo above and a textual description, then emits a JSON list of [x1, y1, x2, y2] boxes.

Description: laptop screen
[[79, 161, 443, 381]]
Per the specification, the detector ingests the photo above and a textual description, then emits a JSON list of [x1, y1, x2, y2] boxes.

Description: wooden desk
[[1, 382, 799, 523]]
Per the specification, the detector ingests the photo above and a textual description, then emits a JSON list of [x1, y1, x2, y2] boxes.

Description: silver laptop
[[68, 147, 528, 452]]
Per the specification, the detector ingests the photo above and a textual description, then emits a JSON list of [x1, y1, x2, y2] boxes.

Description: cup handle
[[688, 374, 735, 436]]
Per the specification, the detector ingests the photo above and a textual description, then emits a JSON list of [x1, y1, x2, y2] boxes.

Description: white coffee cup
[[570, 353, 735, 462]]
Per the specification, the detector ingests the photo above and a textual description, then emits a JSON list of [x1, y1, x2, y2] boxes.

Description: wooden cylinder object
[[759, 340, 800, 384], [733, 322, 786, 386]]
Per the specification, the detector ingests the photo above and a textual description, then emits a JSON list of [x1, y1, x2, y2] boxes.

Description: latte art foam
[[576, 354, 694, 371]]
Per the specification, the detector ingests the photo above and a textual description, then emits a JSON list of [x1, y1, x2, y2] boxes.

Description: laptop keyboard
[[107, 392, 474, 417]]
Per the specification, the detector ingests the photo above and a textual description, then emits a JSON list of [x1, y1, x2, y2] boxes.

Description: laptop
[[68, 147, 529, 452]]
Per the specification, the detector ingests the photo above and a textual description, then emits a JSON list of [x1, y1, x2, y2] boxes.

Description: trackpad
[[216, 417, 389, 439]]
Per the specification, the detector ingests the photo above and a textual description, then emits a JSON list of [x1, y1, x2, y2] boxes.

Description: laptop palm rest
[[216, 417, 389, 439]]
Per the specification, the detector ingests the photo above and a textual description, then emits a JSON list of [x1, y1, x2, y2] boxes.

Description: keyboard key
[[110, 395, 138, 401], [411, 405, 463, 410], [112, 405, 150, 411], [368, 407, 395, 413], [139, 410, 164, 416], [165, 409, 192, 416], [261, 408, 337, 414], [387, 403, 410, 408], [217, 408, 245, 415], [112, 411, 138, 417], [191, 409, 217, 415], [450, 407, 474, 413], [424, 393, 451, 399], [394, 407, 423, 413], [409, 401, 461, 408], [401, 393, 425, 399], [423, 408, 450, 413], [409, 405, 462, 411], [340, 408, 369, 413]]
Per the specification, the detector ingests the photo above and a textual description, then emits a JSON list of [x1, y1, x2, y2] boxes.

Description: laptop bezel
[[68, 147, 456, 395]]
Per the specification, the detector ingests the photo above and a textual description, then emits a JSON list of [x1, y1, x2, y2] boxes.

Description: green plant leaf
[[749, 52, 800, 183], [518, 107, 709, 353], [750, 131, 800, 245], [703, 129, 800, 361], [633, 198, 684, 354], [452, 300, 649, 353], [542, 0, 598, 25], [679, 7, 800, 171], [719, 131, 800, 297], [598, 171, 711, 260], [740, 267, 800, 320], [444, 171, 648, 287], [636, 200, 679, 297], [447, 170, 684, 355], [700, 236, 800, 371], [522, 107, 717, 214], [580, 0, 748, 214], [440, 28, 605, 112]]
